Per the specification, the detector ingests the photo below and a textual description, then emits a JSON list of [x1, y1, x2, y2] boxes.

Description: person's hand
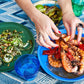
[[63, 12, 84, 43], [33, 13, 61, 48]]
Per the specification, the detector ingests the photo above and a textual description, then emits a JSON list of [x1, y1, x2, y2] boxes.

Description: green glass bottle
[[72, 0, 84, 16]]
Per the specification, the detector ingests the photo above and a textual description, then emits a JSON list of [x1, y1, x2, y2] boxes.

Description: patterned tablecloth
[[0, 0, 84, 84]]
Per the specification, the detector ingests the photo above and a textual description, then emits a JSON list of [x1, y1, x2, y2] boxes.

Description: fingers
[[35, 20, 60, 48], [47, 26, 59, 40], [70, 23, 76, 40], [36, 32, 42, 46], [64, 23, 70, 35], [77, 27, 83, 43], [77, 23, 83, 42], [43, 32, 59, 47], [50, 20, 60, 34], [39, 35, 51, 48], [36, 32, 59, 48], [36, 39, 42, 46]]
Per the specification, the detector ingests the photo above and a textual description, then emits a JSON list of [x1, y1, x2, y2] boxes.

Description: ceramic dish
[[29, 1, 63, 26], [0, 22, 35, 72], [38, 29, 84, 82]]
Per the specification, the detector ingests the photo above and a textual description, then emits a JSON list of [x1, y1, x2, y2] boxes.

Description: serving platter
[[0, 22, 35, 72], [29, 1, 63, 26], [38, 29, 84, 82]]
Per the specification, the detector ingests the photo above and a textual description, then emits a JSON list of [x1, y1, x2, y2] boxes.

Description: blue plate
[[29, 2, 63, 27], [38, 29, 84, 82]]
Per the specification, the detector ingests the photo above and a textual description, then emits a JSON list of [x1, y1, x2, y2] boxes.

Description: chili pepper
[[66, 53, 74, 61], [54, 47, 61, 60], [78, 44, 84, 51], [54, 53, 61, 60], [43, 47, 58, 55]]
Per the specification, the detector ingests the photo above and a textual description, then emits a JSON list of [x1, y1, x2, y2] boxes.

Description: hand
[[33, 13, 61, 48], [63, 12, 84, 42]]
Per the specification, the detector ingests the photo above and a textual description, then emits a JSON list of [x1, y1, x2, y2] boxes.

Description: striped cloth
[[0, 0, 84, 84]]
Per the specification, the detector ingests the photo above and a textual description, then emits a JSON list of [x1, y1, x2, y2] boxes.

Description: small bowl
[[14, 54, 40, 81]]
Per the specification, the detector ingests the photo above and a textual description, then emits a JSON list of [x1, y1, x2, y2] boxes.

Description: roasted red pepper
[[54, 47, 61, 60], [78, 44, 84, 51], [66, 52, 74, 61], [54, 52, 61, 60], [43, 47, 58, 55], [43, 47, 61, 60]]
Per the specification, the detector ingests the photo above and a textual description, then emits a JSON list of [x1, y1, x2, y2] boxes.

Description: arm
[[15, 0, 60, 48], [15, 0, 41, 22], [58, 0, 74, 16], [58, 0, 84, 42]]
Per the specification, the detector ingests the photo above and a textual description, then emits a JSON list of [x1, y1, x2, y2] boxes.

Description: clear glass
[[72, 0, 84, 16], [15, 54, 40, 81]]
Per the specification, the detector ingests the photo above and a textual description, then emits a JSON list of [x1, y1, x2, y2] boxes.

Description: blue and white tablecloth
[[0, 0, 84, 84]]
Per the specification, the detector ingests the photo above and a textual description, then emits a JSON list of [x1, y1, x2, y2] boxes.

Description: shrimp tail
[[61, 50, 78, 73]]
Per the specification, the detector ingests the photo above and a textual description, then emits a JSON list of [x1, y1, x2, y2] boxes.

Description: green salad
[[0, 30, 32, 65]]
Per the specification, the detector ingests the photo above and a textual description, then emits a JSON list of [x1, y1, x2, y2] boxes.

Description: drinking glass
[[15, 54, 40, 81], [72, 0, 84, 16]]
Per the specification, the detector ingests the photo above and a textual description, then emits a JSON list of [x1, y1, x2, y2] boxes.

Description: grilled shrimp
[[61, 35, 82, 45], [55, 40, 60, 46], [48, 55, 62, 68], [61, 34, 67, 38], [78, 55, 84, 75], [63, 36, 70, 42], [70, 40, 82, 45], [43, 33, 84, 75], [70, 46, 84, 75], [61, 51, 78, 73], [60, 41, 68, 51], [76, 47, 84, 75]]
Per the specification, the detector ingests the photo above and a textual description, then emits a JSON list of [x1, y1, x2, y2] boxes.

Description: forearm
[[15, 0, 41, 22], [58, 0, 74, 15]]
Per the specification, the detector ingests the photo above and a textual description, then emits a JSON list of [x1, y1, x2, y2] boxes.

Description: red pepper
[[54, 47, 61, 60], [66, 53, 74, 61], [78, 44, 84, 51], [43, 47, 61, 60], [54, 53, 61, 60], [43, 47, 58, 55]]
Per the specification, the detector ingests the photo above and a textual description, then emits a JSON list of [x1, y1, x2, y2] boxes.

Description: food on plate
[[43, 34, 84, 75], [0, 30, 32, 65], [48, 55, 62, 68], [36, 4, 62, 26]]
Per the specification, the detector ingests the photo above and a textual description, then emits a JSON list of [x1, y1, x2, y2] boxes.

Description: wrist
[[59, 0, 74, 16], [62, 9, 74, 17], [29, 9, 42, 23]]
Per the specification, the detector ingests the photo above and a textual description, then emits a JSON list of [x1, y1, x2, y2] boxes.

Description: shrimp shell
[[70, 40, 82, 45], [77, 49, 84, 75], [61, 51, 78, 73], [63, 36, 70, 42], [48, 55, 62, 68], [55, 40, 60, 46], [71, 46, 84, 75], [60, 41, 68, 51]]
